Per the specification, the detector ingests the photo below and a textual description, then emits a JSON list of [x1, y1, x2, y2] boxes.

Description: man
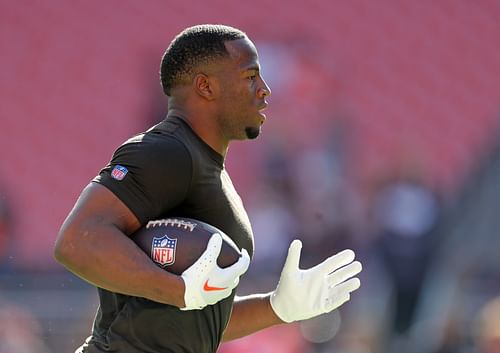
[[54, 24, 362, 353]]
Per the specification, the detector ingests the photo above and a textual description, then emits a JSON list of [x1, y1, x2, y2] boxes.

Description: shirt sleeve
[[92, 135, 192, 225]]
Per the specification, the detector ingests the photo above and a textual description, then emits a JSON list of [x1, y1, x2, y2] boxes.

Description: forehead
[[224, 37, 259, 70]]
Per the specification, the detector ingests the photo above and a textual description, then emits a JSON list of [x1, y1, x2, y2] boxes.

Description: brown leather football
[[131, 217, 241, 275]]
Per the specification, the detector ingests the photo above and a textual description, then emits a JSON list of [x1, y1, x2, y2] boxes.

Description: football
[[132, 217, 241, 275]]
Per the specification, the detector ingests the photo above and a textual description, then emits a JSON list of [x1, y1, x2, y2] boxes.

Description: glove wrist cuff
[[181, 274, 205, 310], [269, 291, 294, 323]]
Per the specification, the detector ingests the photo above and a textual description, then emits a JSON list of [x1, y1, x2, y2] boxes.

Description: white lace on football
[[146, 218, 197, 232]]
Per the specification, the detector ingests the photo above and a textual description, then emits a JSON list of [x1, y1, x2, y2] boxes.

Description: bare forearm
[[55, 222, 185, 307], [222, 293, 284, 342]]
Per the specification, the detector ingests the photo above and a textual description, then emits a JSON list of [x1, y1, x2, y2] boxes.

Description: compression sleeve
[[93, 135, 192, 225]]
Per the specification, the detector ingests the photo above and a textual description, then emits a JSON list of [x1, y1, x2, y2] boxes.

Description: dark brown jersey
[[79, 116, 254, 353]]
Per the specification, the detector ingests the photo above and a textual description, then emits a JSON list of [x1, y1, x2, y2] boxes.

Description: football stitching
[[145, 218, 197, 231]]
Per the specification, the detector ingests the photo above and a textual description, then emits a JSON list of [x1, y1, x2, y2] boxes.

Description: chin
[[245, 126, 261, 140]]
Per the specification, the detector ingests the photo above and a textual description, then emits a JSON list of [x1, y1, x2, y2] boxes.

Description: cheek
[[226, 91, 249, 111], [219, 82, 254, 115]]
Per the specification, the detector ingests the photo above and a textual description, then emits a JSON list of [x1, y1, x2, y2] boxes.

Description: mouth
[[258, 102, 269, 121]]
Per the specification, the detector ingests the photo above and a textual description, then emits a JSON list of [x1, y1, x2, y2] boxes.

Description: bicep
[[55, 182, 186, 305], [59, 182, 141, 240]]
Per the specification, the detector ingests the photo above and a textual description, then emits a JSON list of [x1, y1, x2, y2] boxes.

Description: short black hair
[[160, 24, 247, 96]]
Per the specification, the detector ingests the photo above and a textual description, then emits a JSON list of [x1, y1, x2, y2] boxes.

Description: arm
[[222, 240, 363, 341], [222, 293, 283, 342], [54, 182, 186, 307], [54, 182, 250, 310]]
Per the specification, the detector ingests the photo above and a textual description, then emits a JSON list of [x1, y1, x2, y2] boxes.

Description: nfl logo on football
[[151, 235, 177, 267]]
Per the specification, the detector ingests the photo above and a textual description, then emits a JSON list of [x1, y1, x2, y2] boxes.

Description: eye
[[247, 74, 257, 81]]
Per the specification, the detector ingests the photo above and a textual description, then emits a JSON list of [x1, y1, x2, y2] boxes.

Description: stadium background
[[1, 0, 500, 352]]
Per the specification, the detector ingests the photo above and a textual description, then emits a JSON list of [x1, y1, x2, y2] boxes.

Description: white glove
[[270, 240, 362, 323], [181, 233, 250, 310]]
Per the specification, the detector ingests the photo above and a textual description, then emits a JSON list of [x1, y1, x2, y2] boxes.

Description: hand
[[181, 233, 250, 310], [270, 240, 362, 323]]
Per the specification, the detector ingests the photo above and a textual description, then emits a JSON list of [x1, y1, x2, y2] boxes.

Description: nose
[[258, 78, 271, 98]]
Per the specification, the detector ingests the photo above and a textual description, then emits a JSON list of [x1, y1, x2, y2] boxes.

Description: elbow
[[53, 227, 78, 267], [53, 240, 67, 266]]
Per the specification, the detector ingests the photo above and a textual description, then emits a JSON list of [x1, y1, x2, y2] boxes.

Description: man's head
[[161, 24, 271, 143], [160, 24, 246, 96]]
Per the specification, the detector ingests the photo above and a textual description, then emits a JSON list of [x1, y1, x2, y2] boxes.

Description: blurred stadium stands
[[1, 0, 500, 352]]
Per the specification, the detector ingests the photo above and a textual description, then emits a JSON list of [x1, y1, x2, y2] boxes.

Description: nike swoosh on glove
[[270, 240, 362, 323], [181, 233, 250, 311]]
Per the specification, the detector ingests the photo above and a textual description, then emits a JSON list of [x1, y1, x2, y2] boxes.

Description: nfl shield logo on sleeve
[[111, 165, 128, 181], [151, 235, 177, 267]]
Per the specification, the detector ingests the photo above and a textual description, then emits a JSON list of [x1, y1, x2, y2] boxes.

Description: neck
[[167, 105, 229, 158]]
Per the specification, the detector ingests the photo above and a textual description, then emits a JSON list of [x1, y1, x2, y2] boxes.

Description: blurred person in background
[[473, 296, 500, 353], [54, 24, 362, 353], [241, 122, 368, 353], [368, 162, 442, 350], [0, 187, 50, 353], [288, 125, 370, 353], [0, 299, 50, 353]]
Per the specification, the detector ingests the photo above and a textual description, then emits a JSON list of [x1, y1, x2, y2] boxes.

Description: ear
[[193, 73, 218, 101]]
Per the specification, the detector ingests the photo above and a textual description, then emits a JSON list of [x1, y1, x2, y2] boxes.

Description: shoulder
[[114, 128, 192, 167]]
